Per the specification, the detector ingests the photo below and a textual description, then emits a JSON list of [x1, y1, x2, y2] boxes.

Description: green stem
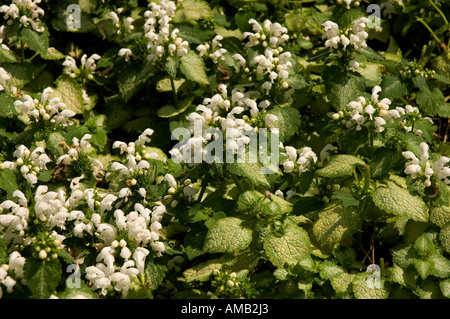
[[231, 173, 243, 193], [364, 164, 371, 192], [369, 127, 374, 159], [380, 258, 385, 278], [429, 0, 448, 25], [170, 76, 178, 108], [28, 52, 39, 62], [416, 17, 443, 46], [307, 20, 324, 34]]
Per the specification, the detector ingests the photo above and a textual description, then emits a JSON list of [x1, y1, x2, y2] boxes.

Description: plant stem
[[416, 17, 446, 52], [429, 0, 448, 25], [170, 76, 178, 108], [364, 165, 371, 191], [231, 173, 243, 193], [307, 20, 324, 34], [369, 127, 374, 159]]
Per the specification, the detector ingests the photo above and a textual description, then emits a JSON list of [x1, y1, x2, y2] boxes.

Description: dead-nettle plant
[[0, 0, 449, 300]]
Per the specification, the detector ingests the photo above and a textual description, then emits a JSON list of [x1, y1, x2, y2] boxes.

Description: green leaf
[[2, 62, 34, 90], [157, 96, 193, 118], [440, 279, 450, 298], [58, 281, 98, 299], [24, 258, 62, 299], [312, 202, 362, 253], [319, 261, 344, 280], [0, 48, 19, 63], [165, 56, 178, 78], [323, 66, 366, 111], [333, 191, 360, 207], [372, 181, 429, 222], [352, 273, 390, 299], [0, 169, 18, 199], [156, 78, 186, 92], [144, 257, 167, 290], [370, 147, 402, 178], [263, 224, 311, 268], [50, 75, 84, 114], [46, 131, 68, 159], [430, 205, 450, 228], [184, 229, 206, 260], [439, 224, 450, 254], [428, 254, 450, 278], [266, 106, 301, 143], [117, 62, 154, 103], [316, 154, 365, 178], [179, 51, 209, 86], [391, 244, 418, 269], [183, 254, 234, 282], [203, 217, 253, 253], [331, 272, 354, 294], [20, 27, 49, 55], [357, 62, 382, 87], [226, 151, 271, 188], [174, 0, 214, 24], [414, 234, 435, 257], [413, 76, 444, 116], [237, 190, 263, 211], [379, 74, 410, 101], [0, 93, 16, 118]]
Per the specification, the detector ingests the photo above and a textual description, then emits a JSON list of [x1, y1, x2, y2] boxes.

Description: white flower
[[132, 247, 149, 274], [118, 48, 133, 62]]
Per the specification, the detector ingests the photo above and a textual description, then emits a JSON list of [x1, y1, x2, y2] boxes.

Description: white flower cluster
[[330, 86, 398, 133], [280, 145, 317, 174], [163, 173, 199, 207], [110, 129, 160, 180], [143, 0, 189, 63], [0, 67, 10, 92], [108, 10, 135, 34], [114, 203, 166, 253], [0, 190, 30, 240], [0, 251, 25, 298], [62, 54, 102, 81], [55, 134, 105, 183], [322, 18, 369, 71], [243, 19, 289, 49], [85, 245, 149, 297], [197, 35, 227, 64], [232, 19, 292, 96], [14, 88, 76, 126], [169, 84, 278, 164], [403, 142, 450, 187], [0, 0, 45, 32], [1, 145, 50, 187], [0, 25, 9, 50]]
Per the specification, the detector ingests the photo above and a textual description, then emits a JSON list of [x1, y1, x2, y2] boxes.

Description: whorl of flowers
[[403, 142, 450, 187], [13, 88, 76, 127], [143, 0, 189, 64], [322, 17, 369, 71], [0, 0, 45, 32]]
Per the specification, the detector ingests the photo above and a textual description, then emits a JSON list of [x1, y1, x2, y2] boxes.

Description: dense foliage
[[0, 0, 450, 299]]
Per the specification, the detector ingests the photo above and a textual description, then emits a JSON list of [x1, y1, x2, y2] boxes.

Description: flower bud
[[111, 240, 119, 248], [39, 250, 47, 260]]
